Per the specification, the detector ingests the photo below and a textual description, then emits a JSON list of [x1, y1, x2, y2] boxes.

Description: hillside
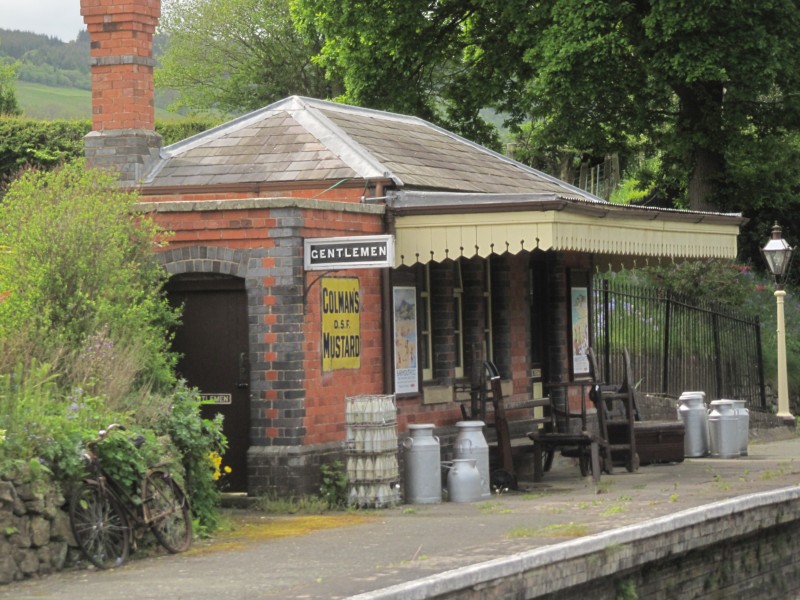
[[15, 81, 183, 121], [1, 27, 179, 120]]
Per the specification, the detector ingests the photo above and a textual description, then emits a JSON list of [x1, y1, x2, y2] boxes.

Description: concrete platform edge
[[350, 485, 800, 599]]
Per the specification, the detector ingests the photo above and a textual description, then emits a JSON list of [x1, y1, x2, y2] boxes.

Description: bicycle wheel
[[69, 482, 130, 569], [143, 470, 192, 553]]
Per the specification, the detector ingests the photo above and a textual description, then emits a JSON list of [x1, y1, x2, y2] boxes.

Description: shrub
[[0, 160, 179, 392], [0, 161, 227, 533], [158, 382, 227, 534]]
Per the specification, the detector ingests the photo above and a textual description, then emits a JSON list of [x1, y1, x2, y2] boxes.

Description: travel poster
[[393, 286, 419, 394], [571, 286, 590, 375]]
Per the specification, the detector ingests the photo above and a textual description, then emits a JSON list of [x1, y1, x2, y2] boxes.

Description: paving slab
[[2, 434, 799, 599]]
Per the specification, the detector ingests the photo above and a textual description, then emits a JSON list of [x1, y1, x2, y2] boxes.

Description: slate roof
[[143, 96, 599, 202]]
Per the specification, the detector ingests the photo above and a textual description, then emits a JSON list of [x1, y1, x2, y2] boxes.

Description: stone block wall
[[0, 475, 71, 585]]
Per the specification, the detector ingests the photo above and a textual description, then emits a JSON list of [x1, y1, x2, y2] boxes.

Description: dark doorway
[[166, 274, 250, 492]]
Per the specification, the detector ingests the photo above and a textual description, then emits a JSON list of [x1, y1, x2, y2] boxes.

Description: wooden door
[[166, 274, 250, 492]]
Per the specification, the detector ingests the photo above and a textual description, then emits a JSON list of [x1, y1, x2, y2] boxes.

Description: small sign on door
[[200, 393, 232, 405]]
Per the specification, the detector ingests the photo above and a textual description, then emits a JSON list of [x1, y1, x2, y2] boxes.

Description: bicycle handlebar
[[93, 423, 126, 444]]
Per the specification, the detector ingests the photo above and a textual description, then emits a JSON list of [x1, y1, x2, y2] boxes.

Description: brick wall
[[148, 195, 387, 495]]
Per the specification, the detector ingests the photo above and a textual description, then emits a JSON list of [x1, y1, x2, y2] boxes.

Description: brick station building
[[80, 0, 744, 496]]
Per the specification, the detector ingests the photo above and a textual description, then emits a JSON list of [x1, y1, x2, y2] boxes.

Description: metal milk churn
[[402, 424, 442, 504], [708, 400, 739, 458], [454, 421, 491, 499], [677, 391, 709, 457], [447, 458, 483, 503], [728, 399, 749, 456]]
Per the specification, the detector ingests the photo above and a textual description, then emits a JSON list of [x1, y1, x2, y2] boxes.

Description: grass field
[[15, 81, 184, 121]]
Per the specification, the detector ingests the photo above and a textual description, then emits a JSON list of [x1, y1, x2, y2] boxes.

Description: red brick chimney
[[80, 0, 162, 184]]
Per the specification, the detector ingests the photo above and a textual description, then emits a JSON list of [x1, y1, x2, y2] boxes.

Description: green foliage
[[319, 461, 348, 509], [294, 0, 800, 215], [0, 61, 21, 117], [94, 428, 163, 498], [0, 161, 179, 389], [0, 29, 89, 73], [156, 119, 225, 146], [0, 117, 221, 188], [157, 382, 228, 533], [291, 0, 503, 147], [157, 0, 339, 114], [0, 118, 89, 188], [254, 493, 330, 515], [602, 261, 800, 401], [628, 260, 753, 308], [16, 62, 89, 90], [0, 160, 227, 532]]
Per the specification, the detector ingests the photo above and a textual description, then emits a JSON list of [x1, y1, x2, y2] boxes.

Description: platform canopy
[[388, 191, 744, 267]]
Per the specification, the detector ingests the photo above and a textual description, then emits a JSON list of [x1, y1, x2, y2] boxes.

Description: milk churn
[[677, 391, 709, 457], [454, 421, 491, 499], [708, 400, 739, 458], [728, 399, 749, 456], [446, 459, 483, 503], [402, 424, 442, 504]]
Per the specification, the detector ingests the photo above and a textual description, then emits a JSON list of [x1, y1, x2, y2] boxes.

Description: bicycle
[[68, 423, 193, 569]]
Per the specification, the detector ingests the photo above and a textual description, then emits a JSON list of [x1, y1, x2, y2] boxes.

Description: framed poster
[[571, 286, 590, 376], [393, 286, 419, 394], [321, 277, 361, 371]]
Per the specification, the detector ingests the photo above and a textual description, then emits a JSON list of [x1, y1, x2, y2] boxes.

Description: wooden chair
[[527, 370, 606, 485]]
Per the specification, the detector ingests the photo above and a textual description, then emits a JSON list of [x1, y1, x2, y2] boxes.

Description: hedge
[[0, 117, 220, 190]]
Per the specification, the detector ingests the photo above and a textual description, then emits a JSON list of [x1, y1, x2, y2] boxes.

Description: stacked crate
[[345, 394, 400, 508]]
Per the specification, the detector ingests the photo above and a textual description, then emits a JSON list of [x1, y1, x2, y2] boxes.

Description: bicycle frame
[[78, 426, 187, 532], [70, 424, 193, 569], [80, 449, 162, 530]]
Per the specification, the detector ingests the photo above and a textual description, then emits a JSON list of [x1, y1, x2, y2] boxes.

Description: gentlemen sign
[[321, 277, 360, 371], [304, 235, 394, 270]]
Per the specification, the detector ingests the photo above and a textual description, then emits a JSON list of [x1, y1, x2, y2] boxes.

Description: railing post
[[662, 291, 672, 395], [603, 279, 611, 381], [712, 310, 723, 398]]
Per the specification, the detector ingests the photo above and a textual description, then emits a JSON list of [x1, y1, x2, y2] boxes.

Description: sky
[[2, 0, 85, 43]]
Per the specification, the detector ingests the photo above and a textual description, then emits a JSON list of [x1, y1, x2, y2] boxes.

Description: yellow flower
[[208, 451, 230, 481], [0, 429, 5, 444]]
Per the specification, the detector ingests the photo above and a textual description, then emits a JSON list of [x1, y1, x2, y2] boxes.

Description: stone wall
[[0, 474, 72, 585]]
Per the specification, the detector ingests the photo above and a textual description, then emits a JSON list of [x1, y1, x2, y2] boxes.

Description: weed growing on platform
[[507, 522, 589, 539], [255, 494, 331, 514]]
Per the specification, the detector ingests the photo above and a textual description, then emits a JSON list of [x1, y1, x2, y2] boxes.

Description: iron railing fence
[[592, 278, 766, 410]]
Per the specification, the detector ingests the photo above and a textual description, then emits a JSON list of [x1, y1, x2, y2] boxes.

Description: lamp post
[[761, 222, 796, 425]]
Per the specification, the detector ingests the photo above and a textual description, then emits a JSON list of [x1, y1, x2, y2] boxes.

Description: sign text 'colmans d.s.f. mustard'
[[321, 277, 360, 371]]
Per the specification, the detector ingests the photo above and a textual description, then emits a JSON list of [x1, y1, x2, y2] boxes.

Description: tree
[[156, 0, 341, 114], [0, 61, 21, 116], [292, 0, 800, 211]]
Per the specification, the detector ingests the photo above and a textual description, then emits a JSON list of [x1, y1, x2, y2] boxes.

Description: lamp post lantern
[[761, 222, 796, 425]]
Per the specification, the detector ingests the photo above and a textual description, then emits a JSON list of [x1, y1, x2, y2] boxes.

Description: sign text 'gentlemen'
[[304, 235, 394, 270]]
